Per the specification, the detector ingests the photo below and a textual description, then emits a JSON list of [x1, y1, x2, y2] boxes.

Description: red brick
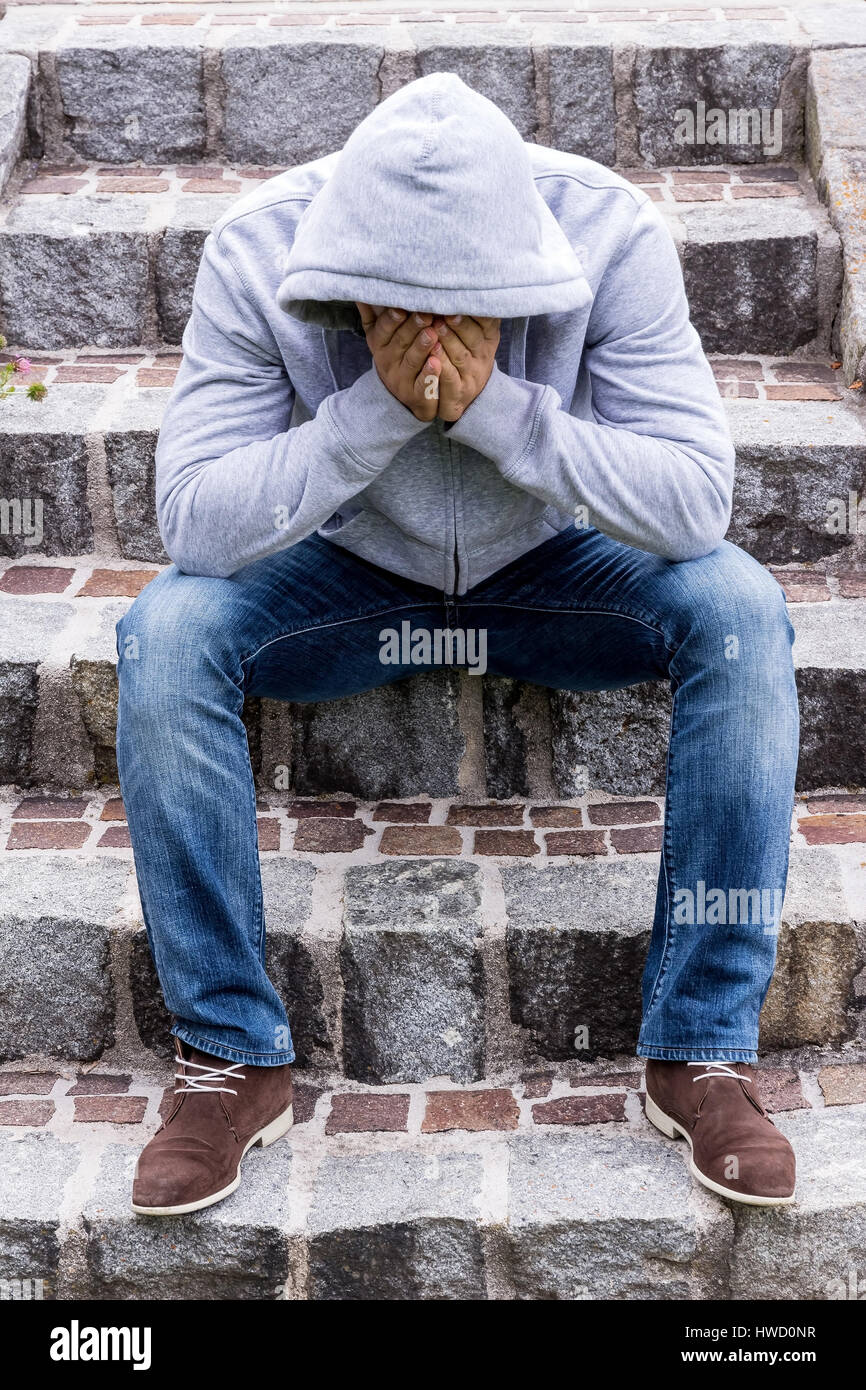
[[287, 800, 356, 819], [533, 1093, 626, 1125], [517, 10, 587, 18], [68, 1073, 131, 1096], [672, 186, 723, 202], [446, 802, 524, 826], [771, 362, 839, 384], [586, 800, 660, 826], [378, 824, 461, 856], [769, 568, 830, 602], [545, 829, 607, 856], [293, 818, 371, 852], [95, 178, 170, 194], [731, 184, 802, 199], [372, 801, 432, 823], [474, 829, 539, 856], [141, 14, 201, 24], [242, 167, 288, 180], [818, 1064, 866, 1107], [136, 368, 177, 387], [175, 165, 226, 180], [422, 1088, 519, 1133], [22, 177, 88, 195], [12, 795, 89, 820], [803, 792, 866, 815], [257, 817, 281, 852], [570, 1070, 643, 1090], [671, 169, 730, 183], [326, 1092, 410, 1134], [73, 1096, 148, 1124], [75, 354, 143, 365], [0, 566, 75, 594], [182, 178, 242, 193], [95, 166, 164, 177], [292, 1083, 324, 1125], [100, 797, 126, 821], [716, 381, 759, 399], [8, 821, 90, 850], [0, 1072, 59, 1096], [153, 354, 184, 366], [799, 814, 866, 845], [0, 1100, 55, 1126], [623, 170, 665, 184], [98, 825, 131, 848], [54, 365, 126, 384], [77, 568, 159, 597], [528, 804, 583, 827], [739, 166, 799, 182], [520, 1070, 554, 1099], [765, 383, 840, 401], [335, 13, 388, 22], [710, 358, 763, 380], [837, 569, 866, 599], [611, 825, 663, 854], [752, 1068, 806, 1113]]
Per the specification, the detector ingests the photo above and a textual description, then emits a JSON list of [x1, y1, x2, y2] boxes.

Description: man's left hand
[[430, 316, 501, 423]]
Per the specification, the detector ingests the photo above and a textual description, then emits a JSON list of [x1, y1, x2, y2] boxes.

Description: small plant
[[0, 334, 46, 401]]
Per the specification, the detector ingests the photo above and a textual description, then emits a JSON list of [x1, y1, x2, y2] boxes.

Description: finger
[[402, 324, 440, 374], [437, 349, 462, 397], [392, 311, 437, 358], [433, 322, 472, 370], [356, 302, 378, 334], [417, 357, 441, 404], [367, 306, 409, 350]]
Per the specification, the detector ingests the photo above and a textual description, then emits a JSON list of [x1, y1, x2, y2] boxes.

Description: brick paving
[[1, 1055, 859, 1138], [2, 786, 865, 855]]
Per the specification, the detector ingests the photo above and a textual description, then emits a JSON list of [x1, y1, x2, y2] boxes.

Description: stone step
[[1, 546, 865, 793], [1, 1055, 864, 1299], [0, 4, 845, 174], [0, 794, 864, 1072], [0, 159, 842, 354], [0, 373, 862, 568]]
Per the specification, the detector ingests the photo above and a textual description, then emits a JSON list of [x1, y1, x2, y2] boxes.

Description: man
[[118, 73, 799, 1217]]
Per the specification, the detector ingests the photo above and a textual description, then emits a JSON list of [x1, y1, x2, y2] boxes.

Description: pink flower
[[13, 356, 31, 374]]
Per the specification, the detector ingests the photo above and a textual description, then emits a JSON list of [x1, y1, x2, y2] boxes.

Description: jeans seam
[[172, 1025, 292, 1063], [463, 601, 678, 655], [238, 602, 441, 669], [642, 670, 681, 1021]]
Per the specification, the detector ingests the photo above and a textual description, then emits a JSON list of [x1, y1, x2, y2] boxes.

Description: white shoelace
[[688, 1061, 743, 1084], [174, 1057, 247, 1096]]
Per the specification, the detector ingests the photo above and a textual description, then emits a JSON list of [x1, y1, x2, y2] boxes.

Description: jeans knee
[[678, 545, 793, 656], [116, 570, 236, 713]]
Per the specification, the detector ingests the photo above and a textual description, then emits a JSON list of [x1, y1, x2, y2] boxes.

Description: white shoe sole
[[644, 1093, 795, 1207], [131, 1102, 294, 1217]]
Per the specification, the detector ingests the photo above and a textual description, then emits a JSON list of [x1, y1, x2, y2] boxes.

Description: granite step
[[1, 1058, 864, 1299]]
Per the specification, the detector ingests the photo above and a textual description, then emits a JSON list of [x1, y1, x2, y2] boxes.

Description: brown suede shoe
[[132, 1039, 294, 1216], [644, 1060, 795, 1206]]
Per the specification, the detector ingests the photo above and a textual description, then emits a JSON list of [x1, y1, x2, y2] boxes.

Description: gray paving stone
[[677, 202, 823, 354], [791, 601, 866, 790], [290, 670, 465, 799], [550, 681, 671, 799], [221, 31, 383, 166], [807, 48, 866, 162], [104, 425, 167, 565], [81, 1142, 292, 1299], [0, 398, 95, 557], [0, 1133, 80, 1296], [729, 1105, 866, 1299], [546, 43, 616, 163], [0, 856, 130, 1061], [507, 1130, 731, 1299], [0, 52, 29, 195], [341, 860, 484, 1083], [816, 148, 866, 388], [0, 658, 38, 784], [761, 845, 862, 1049], [631, 40, 806, 168], [155, 226, 208, 346], [307, 1150, 487, 1300], [70, 601, 129, 783], [55, 34, 206, 163], [504, 860, 656, 1059], [415, 26, 537, 140]]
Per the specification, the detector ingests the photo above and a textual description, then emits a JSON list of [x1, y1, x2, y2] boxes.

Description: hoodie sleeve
[[155, 230, 429, 578], [444, 198, 734, 562]]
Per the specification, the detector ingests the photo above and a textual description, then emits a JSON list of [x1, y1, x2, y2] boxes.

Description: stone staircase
[[1, 0, 865, 1301]]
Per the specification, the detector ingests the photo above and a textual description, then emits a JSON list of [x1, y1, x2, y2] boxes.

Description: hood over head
[[276, 73, 592, 334]]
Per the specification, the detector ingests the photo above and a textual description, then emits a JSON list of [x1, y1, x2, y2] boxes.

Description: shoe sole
[[130, 1102, 294, 1217], [644, 1093, 795, 1207]]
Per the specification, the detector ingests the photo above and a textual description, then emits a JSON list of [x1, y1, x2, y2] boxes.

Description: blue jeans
[[115, 526, 799, 1067]]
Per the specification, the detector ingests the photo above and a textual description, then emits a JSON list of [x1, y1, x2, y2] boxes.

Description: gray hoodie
[[155, 72, 734, 593]]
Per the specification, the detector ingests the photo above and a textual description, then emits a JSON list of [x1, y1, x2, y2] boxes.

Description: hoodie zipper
[[443, 421, 460, 623]]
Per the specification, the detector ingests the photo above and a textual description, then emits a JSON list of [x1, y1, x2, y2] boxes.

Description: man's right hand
[[356, 303, 441, 422]]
